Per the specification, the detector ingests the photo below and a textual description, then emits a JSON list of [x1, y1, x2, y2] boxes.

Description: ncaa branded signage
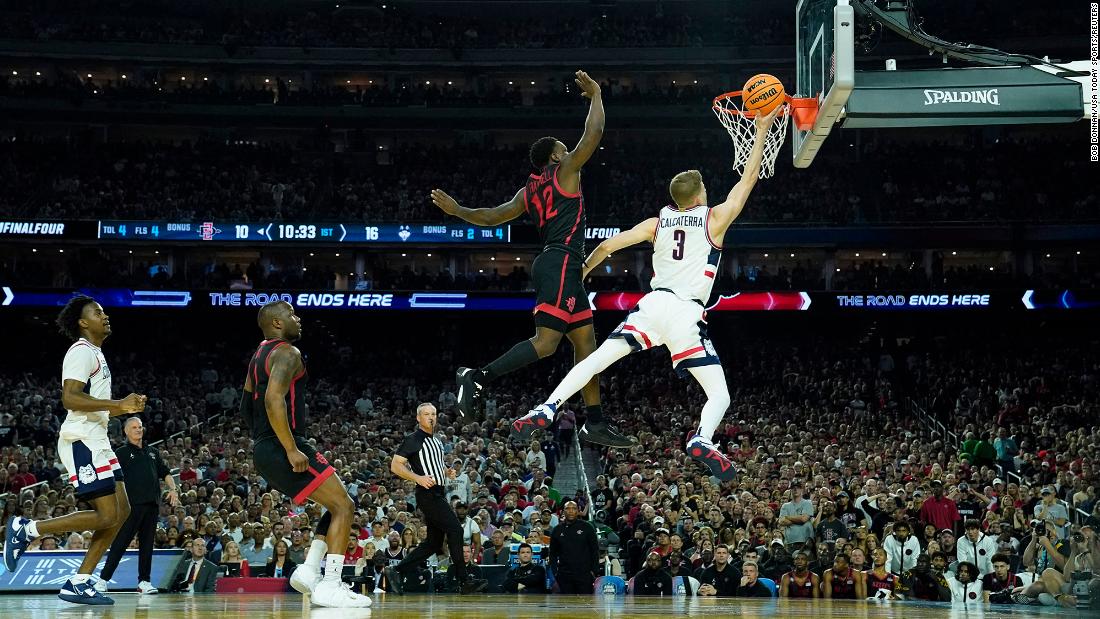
[[0, 549, 185, 592], [0, 221, 66, 236], [923, 89, 1001, 106]]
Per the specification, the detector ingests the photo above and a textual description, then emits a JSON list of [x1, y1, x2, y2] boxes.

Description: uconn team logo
[[78, 464, 96, 485]]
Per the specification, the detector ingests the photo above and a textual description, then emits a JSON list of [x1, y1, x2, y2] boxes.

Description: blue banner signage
[[832, 292, 993, 309], [0, 288, 1094, 311], [0, 549, 185, 592], [97, 221, 510, 244]]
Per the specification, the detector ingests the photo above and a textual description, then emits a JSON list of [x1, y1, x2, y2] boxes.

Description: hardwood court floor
[[3, 593, 1073, 618]]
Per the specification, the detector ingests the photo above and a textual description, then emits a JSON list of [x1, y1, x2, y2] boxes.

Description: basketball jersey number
[[528, 185, 557, 227], [671, 229, 686, 260]]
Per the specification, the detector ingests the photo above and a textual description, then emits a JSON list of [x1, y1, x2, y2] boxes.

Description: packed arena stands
[[0, 129, 1093, 224], [1, 311, 1096, 602]]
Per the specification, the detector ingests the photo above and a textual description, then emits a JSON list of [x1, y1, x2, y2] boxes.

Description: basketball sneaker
[[455, 367, 483, 420], [136, 580, 158, 594], [4, 516, 34, 571], [92, 576, 108, 594], [58, 577, 114, 605], [579, 421, 636, 448], [289, 566, 321, 594], [311, 580, 372, 608], [512, 402, 557, 440], [687, 436, 737, 481]]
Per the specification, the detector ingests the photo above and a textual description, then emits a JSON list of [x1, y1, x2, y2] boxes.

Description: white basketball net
[[712, 96, 789, 179]]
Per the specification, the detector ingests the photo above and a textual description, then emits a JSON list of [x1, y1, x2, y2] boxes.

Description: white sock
[[323, 554, 344, 583], [546, 338, 633, 405], [305, 539, 328, 571], [25, 520, 39, 538], [70, 573, 91, 584], [687, 365, 731, 442]]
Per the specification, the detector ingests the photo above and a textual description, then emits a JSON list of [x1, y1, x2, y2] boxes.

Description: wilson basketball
[[742, 74, 785, 115]]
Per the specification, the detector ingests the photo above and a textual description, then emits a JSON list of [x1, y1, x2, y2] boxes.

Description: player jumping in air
[[431, 69, 631, 448], [5, 295, 145, 605], [241, 301, 371, 608], [511, 107, 780, 480]]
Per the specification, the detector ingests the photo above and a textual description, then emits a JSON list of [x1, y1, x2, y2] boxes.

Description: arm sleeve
[[155, 450, 171, 479], [61, 345, 98, 384], [396, 435, 419, 460]]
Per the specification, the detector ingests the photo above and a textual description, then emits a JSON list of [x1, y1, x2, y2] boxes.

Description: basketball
[[742, 73, 785, 115]]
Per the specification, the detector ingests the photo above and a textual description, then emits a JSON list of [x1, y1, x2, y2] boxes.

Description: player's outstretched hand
[[574, 70, 601, 99], [431, 189, 461, 215], [120, 393, 147, 413], [287, 449, 309, 473], [755, 105, 781, 132], [418, 475, 437, 490]]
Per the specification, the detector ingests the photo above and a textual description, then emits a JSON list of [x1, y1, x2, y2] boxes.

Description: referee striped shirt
[[396, 428, 448, 493]]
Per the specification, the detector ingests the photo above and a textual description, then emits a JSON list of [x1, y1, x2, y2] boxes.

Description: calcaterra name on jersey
[[659, 215, 705, 229]]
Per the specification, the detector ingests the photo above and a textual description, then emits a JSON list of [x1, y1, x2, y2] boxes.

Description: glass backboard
[[793, 0, 855, 168]]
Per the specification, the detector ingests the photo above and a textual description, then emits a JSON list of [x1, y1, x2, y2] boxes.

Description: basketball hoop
[[712, 91, 817, 179]]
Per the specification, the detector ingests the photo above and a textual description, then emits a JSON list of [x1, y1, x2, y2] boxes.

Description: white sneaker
[[92, 577, 108, 594], [137, 581, 159, 594], [311, 580, 372, 608], [289, 567, 321, 594]]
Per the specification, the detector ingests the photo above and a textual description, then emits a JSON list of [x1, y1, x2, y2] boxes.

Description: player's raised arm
[[264, 345, 308, 472], [581, 217, 658, 279], [556, 70, 605, 181], [708, 106, 781, 238], [430, 187, 526, 226]]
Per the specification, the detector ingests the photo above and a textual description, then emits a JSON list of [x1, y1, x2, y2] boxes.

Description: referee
[[99, 417, 179, 593], [385, 403, 487, 595]]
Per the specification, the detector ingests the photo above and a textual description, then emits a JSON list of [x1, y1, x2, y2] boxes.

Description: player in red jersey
[[780, 550, 821, 598], [431, 69, 630, 448]]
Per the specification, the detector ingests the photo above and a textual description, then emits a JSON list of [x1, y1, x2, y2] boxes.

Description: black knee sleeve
[[316, 511, 333, 536]]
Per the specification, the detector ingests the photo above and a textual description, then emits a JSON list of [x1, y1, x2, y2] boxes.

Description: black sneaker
[[579, 421, 635, 448], [1012, 593, 1038, 605], [384, 566, 404, 595], [455, 367, 484, 420], [459, 578, 488, 594]]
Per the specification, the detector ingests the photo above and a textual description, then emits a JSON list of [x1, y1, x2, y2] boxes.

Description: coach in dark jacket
[[100, 416, 180, 592], [633, 551, 674, 595], [548, 501, 599, 593], [503, 544, 547, 593]]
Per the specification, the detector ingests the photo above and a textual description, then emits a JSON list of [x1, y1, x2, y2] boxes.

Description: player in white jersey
[[4, 295, 146, 605], [510, 107, 779, 479]]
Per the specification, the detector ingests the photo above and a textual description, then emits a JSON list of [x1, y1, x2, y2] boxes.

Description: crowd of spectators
[[0, 129, 1093, 225], [0, 1, 1082, 50], [0, 72, 728, 109], [0, 1, 780, 49], [0, 310, 1095, 604]]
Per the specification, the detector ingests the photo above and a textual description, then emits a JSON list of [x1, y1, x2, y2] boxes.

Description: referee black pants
[[556, 571, 594, 594], [100, 502, 158, 582], [397, 490, 467, 583]]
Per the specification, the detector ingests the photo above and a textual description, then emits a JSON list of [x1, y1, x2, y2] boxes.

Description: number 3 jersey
[[650, 204, 722, 304], [524, 163, 586, 258]]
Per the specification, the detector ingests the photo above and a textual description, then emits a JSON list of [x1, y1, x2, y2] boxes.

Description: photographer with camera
[[1012, 519, 1072, 605], [1014, 526, 1097, 608]]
